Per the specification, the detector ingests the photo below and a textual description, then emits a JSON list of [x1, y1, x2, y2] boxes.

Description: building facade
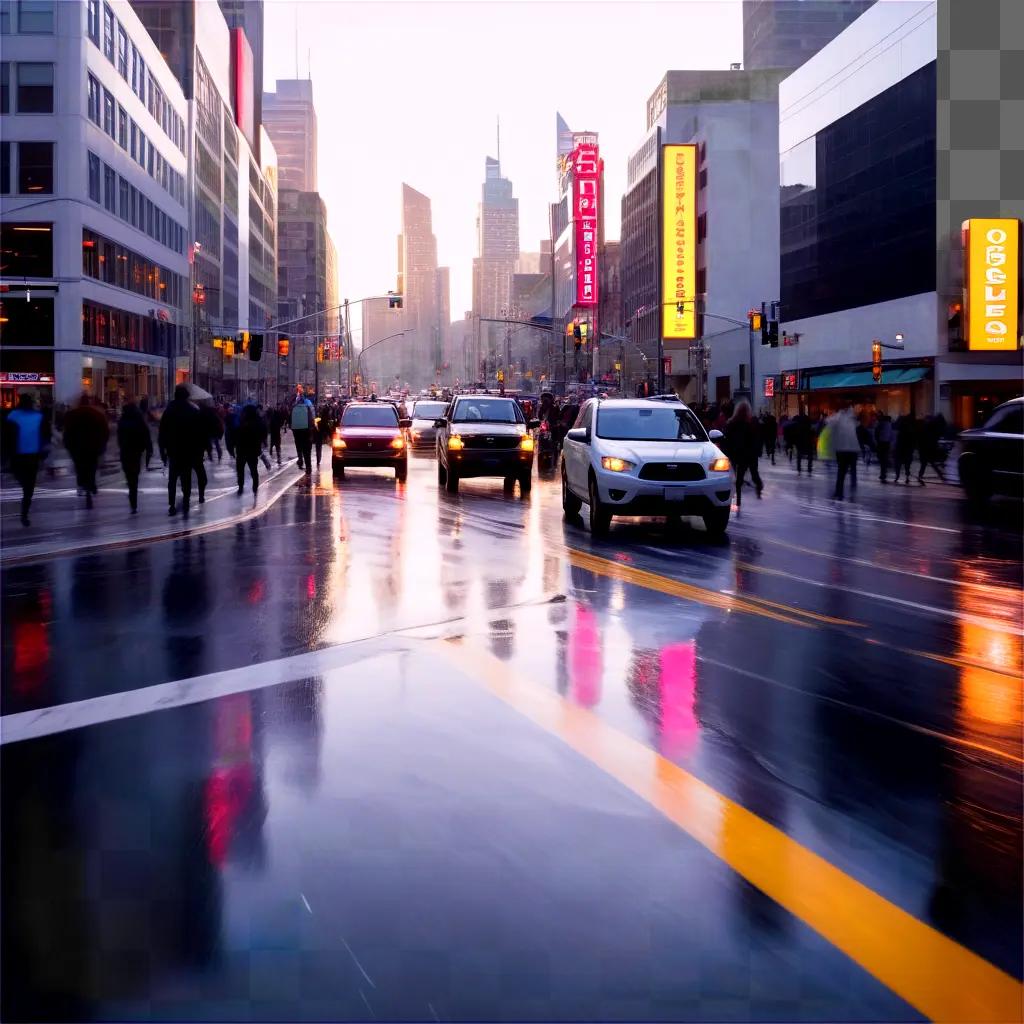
[[770, 0, 1014, 424], [742, 0, 875, 71], [262, 79, 316, 192], [1, 0, 189, 408], [397, 183, 444, 388]]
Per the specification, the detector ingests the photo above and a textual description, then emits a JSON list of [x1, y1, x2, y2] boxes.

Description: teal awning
[[807, 367, 930, 390]]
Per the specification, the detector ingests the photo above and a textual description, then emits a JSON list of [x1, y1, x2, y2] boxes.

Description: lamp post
[[356, 331, 409, 389]]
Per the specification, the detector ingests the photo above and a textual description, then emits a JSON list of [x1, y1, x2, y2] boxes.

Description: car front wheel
[[562, 466, 582, 517], [588, 476, 611, 536], [396, 461, 407, 482], [446, 466, 459, 493]]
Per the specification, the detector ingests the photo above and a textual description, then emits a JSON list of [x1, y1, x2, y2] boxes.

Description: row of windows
[[87, 150, 186, 255], [0, 221, 53, 277], [0, 140, 52, 194], [86, 73, 185, 207], [82, 228, 185, 308], [83, 299, 177, 356], [85, 0, 185, 155], [0, 60, 52, 113], [0, 0, 54, 34]]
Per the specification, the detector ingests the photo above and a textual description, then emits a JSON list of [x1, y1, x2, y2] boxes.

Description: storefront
[[80, 355, 166, 410], [0, 371, 55, 410], [769, 363, 933, 418]]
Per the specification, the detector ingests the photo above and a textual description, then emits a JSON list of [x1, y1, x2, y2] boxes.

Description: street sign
[[763, 375, 775, 398], [781, 370, 798, 391]]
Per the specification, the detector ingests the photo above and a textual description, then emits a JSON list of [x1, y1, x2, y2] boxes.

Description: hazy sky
[[264, 0, 742, 323]]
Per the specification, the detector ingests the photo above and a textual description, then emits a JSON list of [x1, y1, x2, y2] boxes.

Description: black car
[[435, 395, 539, 494], [331, 402, 412, 481], [956, 397, 1023, 503]]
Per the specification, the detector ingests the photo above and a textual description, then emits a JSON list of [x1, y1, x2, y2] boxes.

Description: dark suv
[[435, 395, 539, 494], [956, 397, 1023, 503], [331, 402, 412, 481]]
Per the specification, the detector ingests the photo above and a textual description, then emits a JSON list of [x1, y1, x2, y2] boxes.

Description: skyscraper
[[218, 0, 264, 133], [742, 0, 874, 71], [262, 79, 318, 191], [397, 184, 441, 385]]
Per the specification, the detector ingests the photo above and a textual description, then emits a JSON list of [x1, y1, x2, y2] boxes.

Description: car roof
[[452, 393, 517, 402], [344, 402, 398, 411], [587, 397, 693, 411]]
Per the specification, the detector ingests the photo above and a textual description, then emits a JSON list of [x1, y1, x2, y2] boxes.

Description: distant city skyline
[[263, 1, 743, 317]]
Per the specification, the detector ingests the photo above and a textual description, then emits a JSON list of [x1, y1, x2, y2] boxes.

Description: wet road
[[2, 454, 1022, 1022]]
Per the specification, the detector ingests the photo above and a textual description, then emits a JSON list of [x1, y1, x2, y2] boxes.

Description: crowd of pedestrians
[[3, 385, 334, 524]]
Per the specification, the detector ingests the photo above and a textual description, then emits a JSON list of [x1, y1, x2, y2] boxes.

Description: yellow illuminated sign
[[965, 218, 1020, 351], [662, 144, 697, 340]]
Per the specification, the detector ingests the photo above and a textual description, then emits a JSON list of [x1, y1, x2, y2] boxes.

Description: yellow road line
[[567, 547, 860, 629], [435, 638, 1024, 1024]]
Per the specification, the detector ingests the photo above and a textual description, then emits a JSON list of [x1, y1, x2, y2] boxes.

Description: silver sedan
[[408, 399, 448, 451]]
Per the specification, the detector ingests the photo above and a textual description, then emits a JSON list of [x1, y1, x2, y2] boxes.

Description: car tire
[[562, 467, 582, 517], [332, 464, 345, 479], [519, 469, 532, 494], [438, 460, 448, 486], [446, 466, 459, 493], [588, 476, 611, 536], [703, 506, 730, 537], [958, 453, 990, 505], [396, 461, 407, 482]]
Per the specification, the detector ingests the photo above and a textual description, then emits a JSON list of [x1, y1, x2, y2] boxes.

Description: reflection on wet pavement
[[2, 457, 1021, 1021]]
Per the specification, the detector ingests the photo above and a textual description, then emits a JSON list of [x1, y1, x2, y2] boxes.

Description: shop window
[[18, 141, 52, 194], [0, 222, 53, 277], [16, 62, 53, 112], [1, 141, 9, 193], [18, 0, 53, 33]]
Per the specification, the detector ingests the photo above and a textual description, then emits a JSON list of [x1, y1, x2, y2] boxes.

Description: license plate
[[664, 488, 686, 502]]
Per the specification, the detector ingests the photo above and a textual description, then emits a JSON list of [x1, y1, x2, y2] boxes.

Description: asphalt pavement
[[1, 449, 1021, 1023]]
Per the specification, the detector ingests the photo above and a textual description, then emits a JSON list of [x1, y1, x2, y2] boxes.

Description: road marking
[[567, 547, 859, 629], [773, 492, 961, 533], [434, 638, 1024, 1024], [300, 893, 313, 914], [0, 638, 403, 745], [342, 935, 376, 989]]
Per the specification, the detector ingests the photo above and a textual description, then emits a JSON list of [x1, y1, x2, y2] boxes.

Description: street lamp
[[356, 331, 409, 391]]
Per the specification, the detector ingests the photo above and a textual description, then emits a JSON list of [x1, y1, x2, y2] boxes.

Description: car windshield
[[412, 401, 446, 419], [596, 406, 708, 441], [451, 399, 523, 423], [342, 406, 399, 427]]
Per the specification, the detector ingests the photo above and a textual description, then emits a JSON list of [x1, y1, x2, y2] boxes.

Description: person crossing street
[[290, 388, 316, 474], [158, 385, 204, 517], [5, 393, 48, 526]]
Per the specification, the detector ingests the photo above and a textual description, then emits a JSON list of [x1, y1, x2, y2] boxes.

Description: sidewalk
[[1, 453, 304, 564]]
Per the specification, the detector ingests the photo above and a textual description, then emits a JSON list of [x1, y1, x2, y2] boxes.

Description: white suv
[[561, 397, 734, 536]]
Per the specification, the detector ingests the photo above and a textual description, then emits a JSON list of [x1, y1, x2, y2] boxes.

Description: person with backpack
[[290, 388, 315, 473]]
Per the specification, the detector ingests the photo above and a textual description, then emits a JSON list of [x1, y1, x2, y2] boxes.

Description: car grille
[[461, 435, 520, 450], [638, 462, 706, 482]]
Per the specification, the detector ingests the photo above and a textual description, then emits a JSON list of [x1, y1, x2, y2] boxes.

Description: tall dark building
[[742, 0, 874, 71]]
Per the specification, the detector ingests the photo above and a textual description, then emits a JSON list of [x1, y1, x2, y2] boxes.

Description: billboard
[[230, 28, 255, 148], [661, 144, 697, 340], [572, 142, 600, 308], [964, 218, 1020, 351]]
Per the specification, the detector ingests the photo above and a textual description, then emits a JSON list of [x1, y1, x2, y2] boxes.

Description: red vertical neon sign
[[573, 143, 599, 308]]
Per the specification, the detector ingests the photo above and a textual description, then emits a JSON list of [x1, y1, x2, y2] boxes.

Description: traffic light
[[872, 340, 882, 383], [249, 333, 263, 361], [239, 330, 250, 353], [317, 343, 324, 362], [748, 309, 763, 333], [277, 335, 290, 357], [573, 322, 582, 350], [224, 339, 235, 358], [387, 291, 403, 310]]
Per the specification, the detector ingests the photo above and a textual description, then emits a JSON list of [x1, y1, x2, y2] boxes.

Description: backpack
[[291, 401, 311, 430]]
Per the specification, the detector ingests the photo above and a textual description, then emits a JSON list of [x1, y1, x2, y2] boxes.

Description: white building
[[1, 0, 189, 408]]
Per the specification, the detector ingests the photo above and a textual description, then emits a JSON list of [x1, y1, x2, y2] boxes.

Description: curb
[[1, 465, 304, 567]]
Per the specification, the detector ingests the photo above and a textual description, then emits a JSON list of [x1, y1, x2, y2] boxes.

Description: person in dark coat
[[117, 402, 153, 513], [917, 413, 947, 484], [158, 384, 204, 516], [199, 402, 224, 462], [724, 401, 763, 507], [893, 411, 917, 484], [760, 411, 778, 465], [267, 406, 284, 466], [314, 403, 334, 470], [62, 394, 109, 508], [234, 403, 268, 498], [791, 409, 815, 475]]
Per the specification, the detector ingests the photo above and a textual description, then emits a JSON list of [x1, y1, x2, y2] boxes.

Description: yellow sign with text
[[662, 144, 697, 340], [965, 218, 1020, 351]]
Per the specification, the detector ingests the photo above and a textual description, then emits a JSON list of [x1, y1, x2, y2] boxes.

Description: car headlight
[[448, 434, 464, 450], [520, 436, 535, 452], [332, 435, 346, 450], [709, 456, 731, 472], [601, 456, 635, 473], [390, 435, 405, 450]]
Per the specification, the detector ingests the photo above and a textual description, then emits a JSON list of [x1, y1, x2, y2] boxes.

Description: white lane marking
[[301, 893, 313, 914], [0, 637, 404, 745], [639, 546, 1022, 635], [342, 935, 376, 989], [359, 989, 376, 1019], [769, 492, 960, 533], [428, 1002, 440, 1021]]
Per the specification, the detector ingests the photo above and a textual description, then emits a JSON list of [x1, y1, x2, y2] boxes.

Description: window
[[118, 175, 129, 219], [0, 222, 53, 277], [129, 120, 137, 160], [136, 130, 145, 168], [82, 228, 98, 277], [86, 0, 98, 42], [18, 141, 52, 193], [130, 43, 138, 93], [102, 87, 114, 137], [135, 54, 145, 101], [18, 0, 53, 33], [87, 72, 99, 123], [146, 141, 153, 177], [117, 24, 128, 78], [0, 62, 8, 113], [87, 150, 100, 201], [102, 4, 113, 60], [16, 62, 53, 113], [0, 0, 9, 33], [1, 141, 9, 194], [117, 105, 127, 148], [103, 163, 115, 211]]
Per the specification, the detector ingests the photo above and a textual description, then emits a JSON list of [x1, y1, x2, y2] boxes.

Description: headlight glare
[[601, 456, 634, 472]]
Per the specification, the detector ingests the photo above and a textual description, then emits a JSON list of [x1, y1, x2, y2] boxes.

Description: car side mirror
[[528, 419, 541, 430], [566, 427, 590, 444], [709, 429, 724, 441], [399, 418, 412, 429], [434, 418, 446, 429]]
